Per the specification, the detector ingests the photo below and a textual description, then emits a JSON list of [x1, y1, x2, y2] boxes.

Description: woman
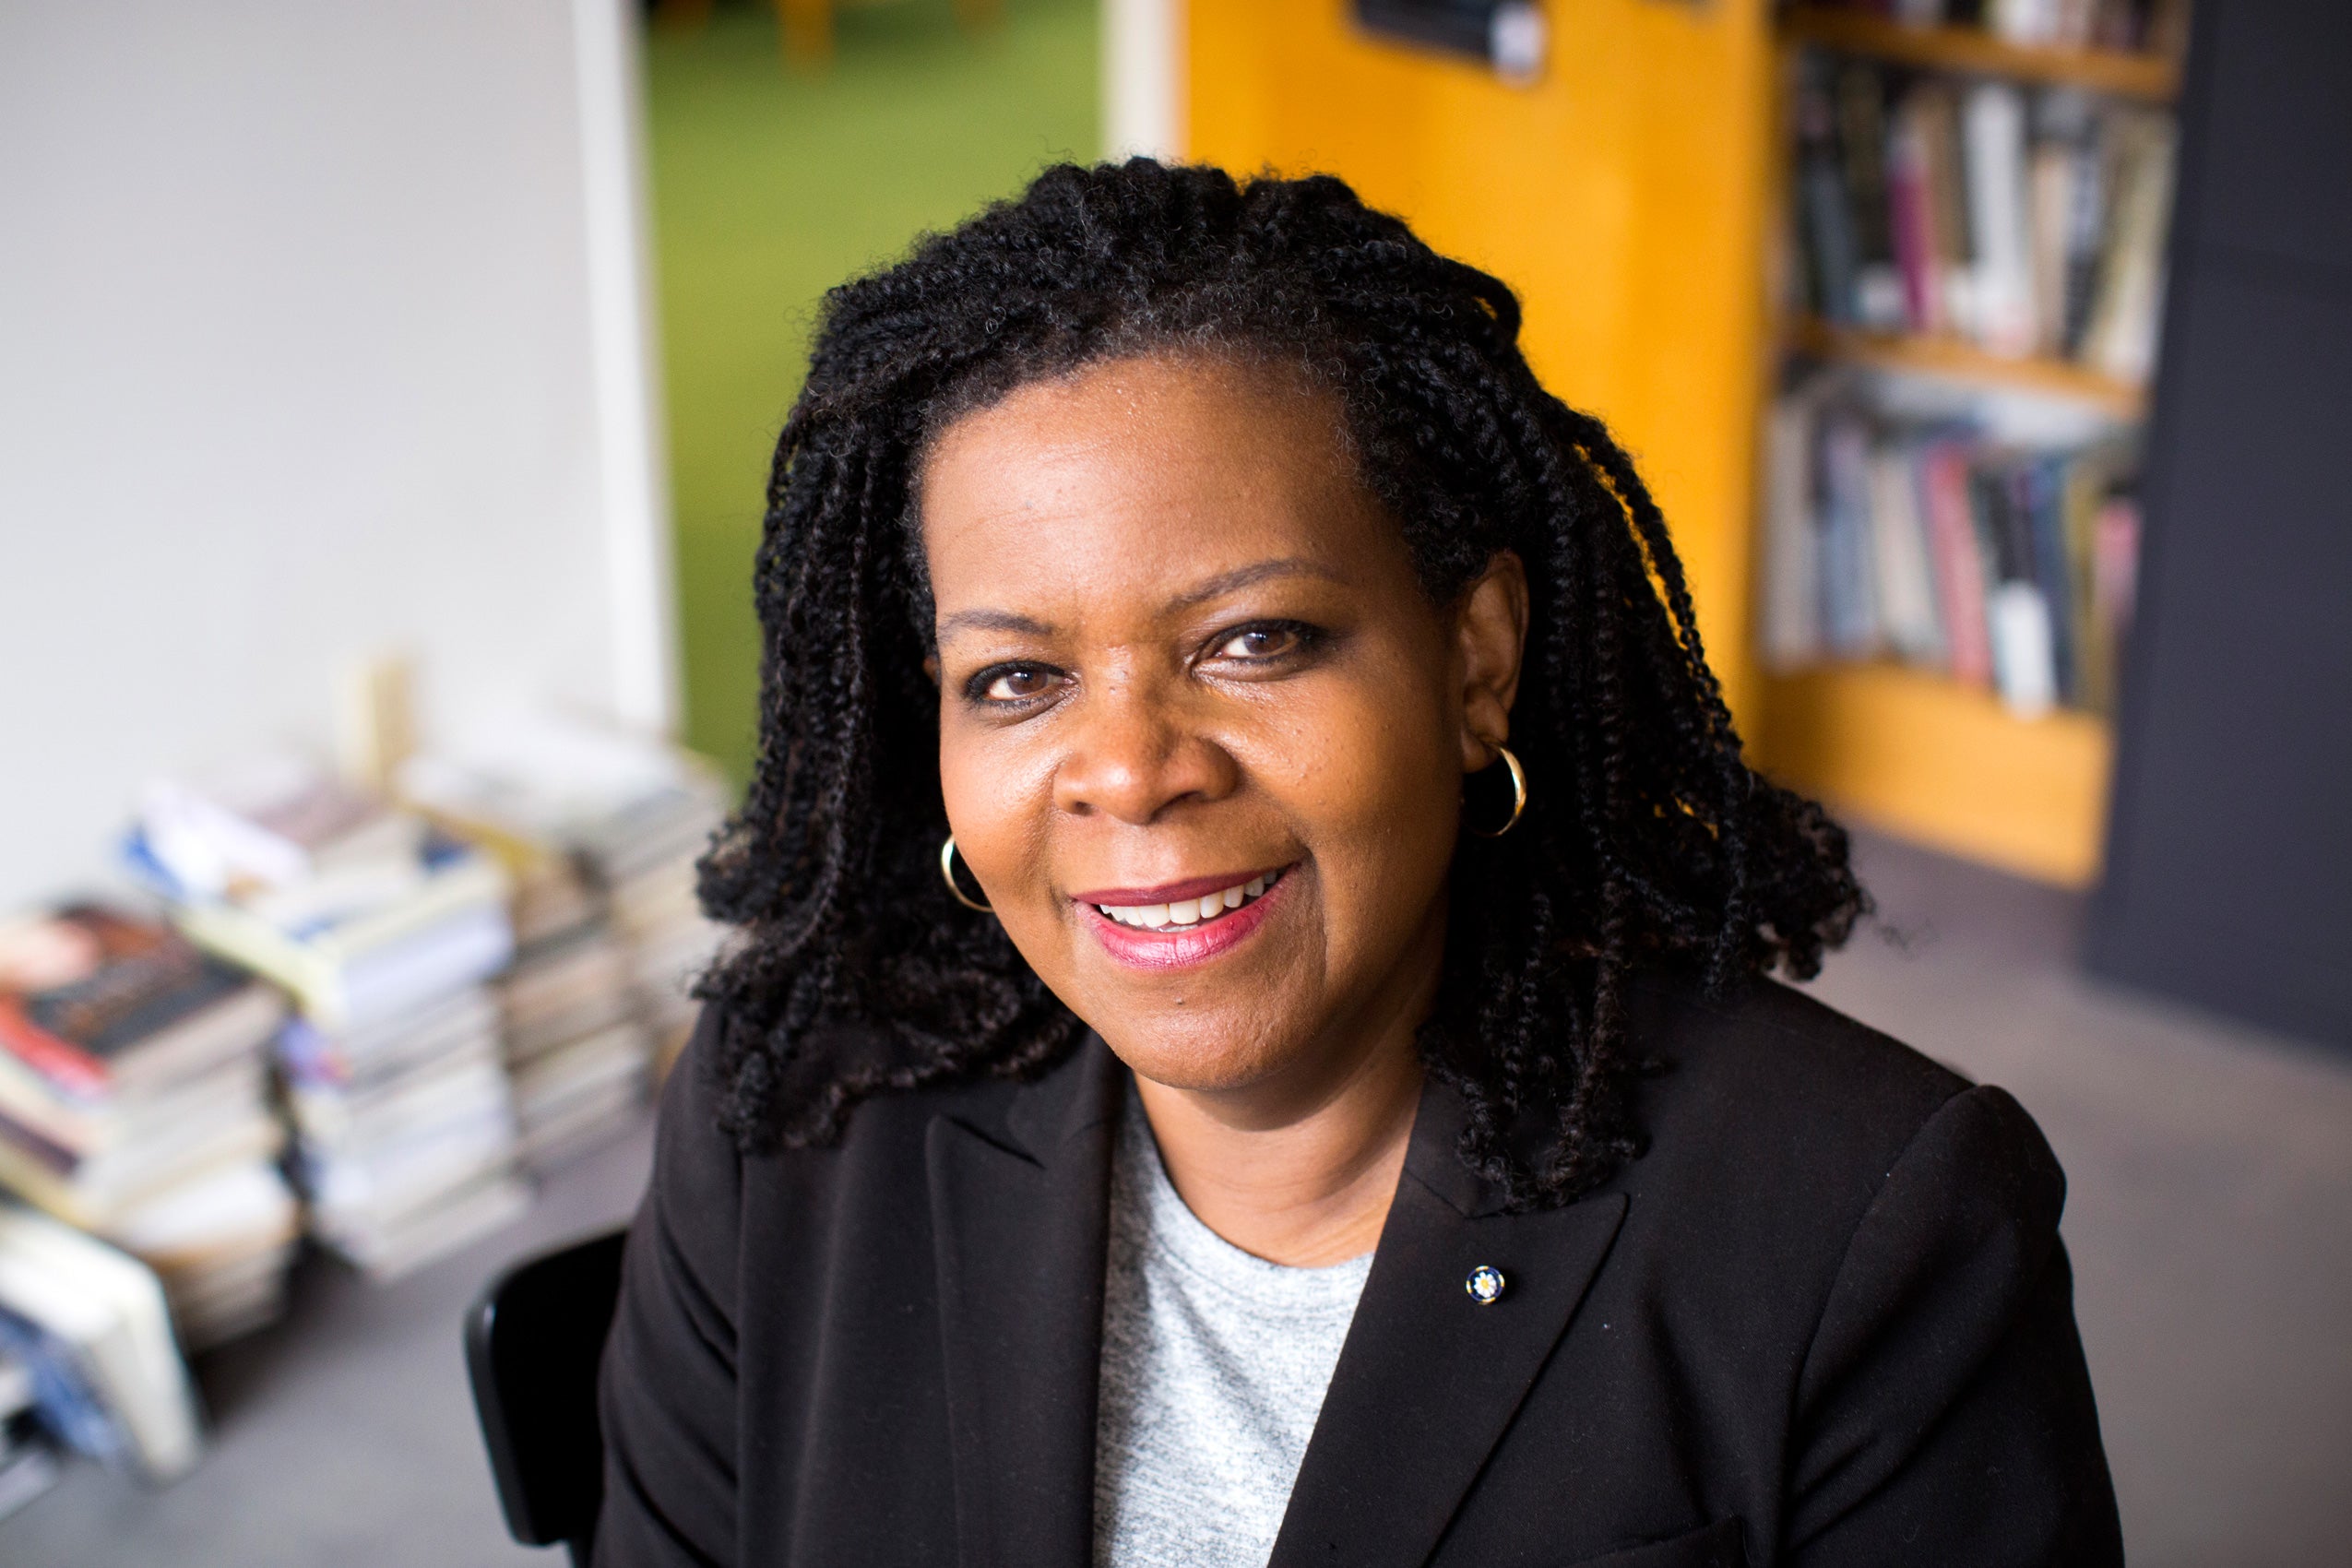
[[596, 161, 2120, 1567]]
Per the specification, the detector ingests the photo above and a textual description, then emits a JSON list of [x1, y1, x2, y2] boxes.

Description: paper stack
[[0, 1202, 202, 1483], [0, 903, 296, 1350], [404, 714, 727, 1131], [435, 795, 652, 1173], [128, 757, 528, 1280], [587, 766, 730, 1064], [497, 918, 647, 1172]]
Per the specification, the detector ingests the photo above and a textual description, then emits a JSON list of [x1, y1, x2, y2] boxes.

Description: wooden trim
[[1788, 317, 2148, 416], [1755, 664, 2113, 887], [1782, 7, 2180, 102]]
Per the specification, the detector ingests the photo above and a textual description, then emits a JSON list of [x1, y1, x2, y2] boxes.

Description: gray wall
[[0, 0, 667, 904], [2088, 0, 2352, 1049]]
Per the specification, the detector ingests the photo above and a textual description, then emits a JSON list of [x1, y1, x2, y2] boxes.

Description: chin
[[1095, 1004, 1301, 1095]]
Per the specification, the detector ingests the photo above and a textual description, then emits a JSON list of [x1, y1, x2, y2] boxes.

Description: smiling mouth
[[1085, 867, 1289, 933]]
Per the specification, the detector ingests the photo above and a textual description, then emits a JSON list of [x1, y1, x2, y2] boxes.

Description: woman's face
[[921, 352, 1525, 1111]]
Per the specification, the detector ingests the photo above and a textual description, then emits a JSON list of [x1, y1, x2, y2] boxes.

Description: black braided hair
[[695, 160, 1867, 1209]]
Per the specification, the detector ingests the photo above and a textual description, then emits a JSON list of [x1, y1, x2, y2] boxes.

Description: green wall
[[645, 0, 1100, 780]]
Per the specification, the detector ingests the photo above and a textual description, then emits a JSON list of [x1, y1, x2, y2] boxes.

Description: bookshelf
[[1780, 7, 2180, 102], [1755, 6, 2179, 886], [1758, 664, 2112, 885], [1182, 0, 2180, 888], [1788, 316, 2147, 418]]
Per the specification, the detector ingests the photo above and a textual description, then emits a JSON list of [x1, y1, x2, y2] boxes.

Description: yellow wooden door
[[1186, 0, 1776, 722]]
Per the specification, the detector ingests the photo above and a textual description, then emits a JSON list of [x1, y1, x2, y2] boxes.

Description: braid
[[695, 160, 1866, 1207]]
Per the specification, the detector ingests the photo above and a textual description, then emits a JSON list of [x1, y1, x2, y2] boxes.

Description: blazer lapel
[[929, 1035, 1123, 1568], [1268, 1080, 1629, 1568]]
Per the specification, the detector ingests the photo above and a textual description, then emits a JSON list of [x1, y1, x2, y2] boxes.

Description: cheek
[[1244, 674, 1462, 936], [938, 725, 1063, 912]]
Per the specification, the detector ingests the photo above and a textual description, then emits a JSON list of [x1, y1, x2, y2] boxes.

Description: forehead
[[918, 353, 1393, 617]]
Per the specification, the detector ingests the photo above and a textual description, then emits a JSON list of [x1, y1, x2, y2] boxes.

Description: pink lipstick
[[1075, 863, 1296, 970]]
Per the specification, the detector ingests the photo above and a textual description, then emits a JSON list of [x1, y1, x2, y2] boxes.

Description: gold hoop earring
[[1470, 745, 1527, 838], [939, 834, 992, 912]]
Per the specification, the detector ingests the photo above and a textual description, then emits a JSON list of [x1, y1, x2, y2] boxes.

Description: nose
[[1052, 678, 1240, 826]]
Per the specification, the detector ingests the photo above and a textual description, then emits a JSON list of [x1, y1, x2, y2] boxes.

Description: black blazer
[[594, 975, 2121, 1567]]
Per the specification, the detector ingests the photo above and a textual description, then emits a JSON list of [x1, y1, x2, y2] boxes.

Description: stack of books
[[404, 714, 727, 1105], [1790, 52, 2177, 381], [128, 758, 529, 1280], [0, 903, 296, 1350], [1762, 373, 2140, 718], [600, 778, 731, 1069], [495, 917, 647, 1172], [0, 1202, 202, 1483]]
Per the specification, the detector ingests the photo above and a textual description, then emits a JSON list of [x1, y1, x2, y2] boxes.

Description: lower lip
[[1078, 872, 1293, 971]]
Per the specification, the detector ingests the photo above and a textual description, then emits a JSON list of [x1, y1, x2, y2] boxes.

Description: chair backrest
[[464, 1228, 629, 1565]]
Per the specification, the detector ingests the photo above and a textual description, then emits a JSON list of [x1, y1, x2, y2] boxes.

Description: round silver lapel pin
[[1465, 1264, 1506, 1305]]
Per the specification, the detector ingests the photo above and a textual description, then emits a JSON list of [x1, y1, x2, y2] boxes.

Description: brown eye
[[1213, 625, 1301, 660], [980, 666, 1055, 702]]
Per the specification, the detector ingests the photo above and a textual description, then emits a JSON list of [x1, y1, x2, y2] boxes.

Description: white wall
[[1103, 0, 1184, 160], [0, 0, 671, 904]]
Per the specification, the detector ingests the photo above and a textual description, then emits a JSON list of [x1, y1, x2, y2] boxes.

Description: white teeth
[[1096, 870, 1284, 932]]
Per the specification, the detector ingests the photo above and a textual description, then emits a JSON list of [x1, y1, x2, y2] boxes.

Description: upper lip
[[1067, 865, 1290, 907]]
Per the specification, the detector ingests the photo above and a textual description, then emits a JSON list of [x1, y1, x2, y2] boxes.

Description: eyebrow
[[935, 607, 1055, 639], [1165, 557, 1346, 612], [934, 557, 1346, 642]]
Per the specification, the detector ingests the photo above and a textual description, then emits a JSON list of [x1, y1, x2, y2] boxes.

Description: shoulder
[[1611, 968, 2065, 1273], [649, 1004, 1090, 1211], [1630, 970, 1967, 1141]]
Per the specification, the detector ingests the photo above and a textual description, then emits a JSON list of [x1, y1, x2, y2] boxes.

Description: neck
[[1133, 988, 1431, 1270]]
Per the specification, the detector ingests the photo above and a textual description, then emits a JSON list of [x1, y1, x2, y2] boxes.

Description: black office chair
[[465, 1228, 629, 1566]]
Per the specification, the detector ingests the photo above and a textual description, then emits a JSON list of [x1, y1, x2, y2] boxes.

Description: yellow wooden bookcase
[[1184, 1, 2173, 887]]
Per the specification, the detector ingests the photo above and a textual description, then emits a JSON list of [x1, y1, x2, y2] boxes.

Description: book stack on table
[[404, 713, 729, 1128], [426, 815, 650, 1174], [495, 910, 646, 1173], [0, 904, 296, 1350], [600, 776, 731, 1070], [129, 758, 528, 1281]]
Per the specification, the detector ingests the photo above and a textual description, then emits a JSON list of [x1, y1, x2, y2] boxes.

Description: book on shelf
[[1789, 50, 2176, 383], [0, 903, 297, 1353], [1799, 0, 2189, 55], [0, 1202, 202, 1483], [1761, 371, 2141, 719]]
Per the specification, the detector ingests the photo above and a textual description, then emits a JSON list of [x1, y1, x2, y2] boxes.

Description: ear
[[922, 654, 941, 686], [1455, 551, 1528, 774]]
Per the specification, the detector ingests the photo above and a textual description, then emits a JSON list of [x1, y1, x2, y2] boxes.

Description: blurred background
[[0, 2, 2343, 1564]]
